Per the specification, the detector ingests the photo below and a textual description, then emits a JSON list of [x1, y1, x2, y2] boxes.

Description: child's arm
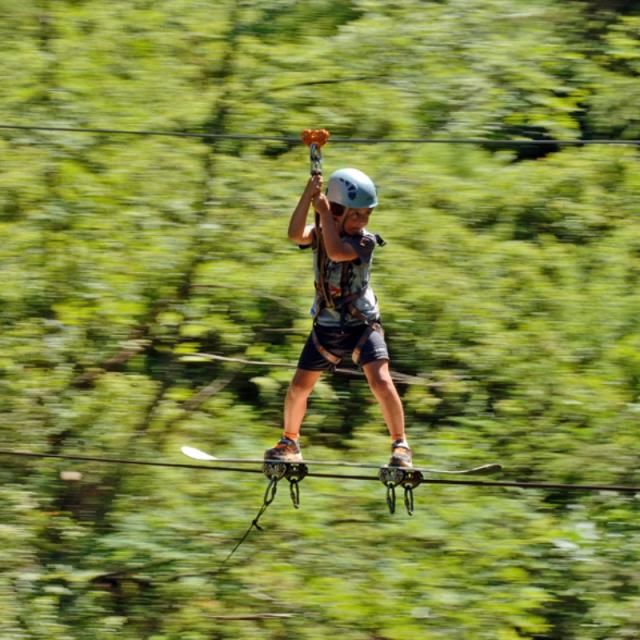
[[314, 194, 358, 262], [288, 175, 322, 245]]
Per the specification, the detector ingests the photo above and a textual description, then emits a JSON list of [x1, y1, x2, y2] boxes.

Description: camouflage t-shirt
[[307, 229, 381, 327]]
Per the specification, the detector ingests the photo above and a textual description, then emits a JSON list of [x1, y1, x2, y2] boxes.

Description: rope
[[1, 449, 639, 494], [184, 352, 433, 386], [1, 123, 639, 146], [216, 477, 279, 571], [0, 448, 263, 475]]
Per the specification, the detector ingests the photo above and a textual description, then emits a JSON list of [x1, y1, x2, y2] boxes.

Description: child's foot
[[389, 439, 413, 468], [264, 436, 303, 463]]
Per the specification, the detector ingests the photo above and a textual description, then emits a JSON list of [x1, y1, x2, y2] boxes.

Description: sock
[[283, 432, 299, 442]]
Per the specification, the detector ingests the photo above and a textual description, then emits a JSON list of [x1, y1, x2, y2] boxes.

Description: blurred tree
[[1, 0, 639, 638]]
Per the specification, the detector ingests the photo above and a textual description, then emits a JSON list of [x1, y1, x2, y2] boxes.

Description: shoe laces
[[276, 436, 300, 451], [391, 439, 411, 452]]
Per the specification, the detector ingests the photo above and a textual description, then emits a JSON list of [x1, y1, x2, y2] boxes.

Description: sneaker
[[389, 439, 413, 468], [264, 436, 303, 463]]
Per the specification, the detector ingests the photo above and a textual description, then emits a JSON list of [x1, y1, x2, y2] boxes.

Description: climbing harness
[[310, 279, 386, 367], [310, 312, 384, 368]]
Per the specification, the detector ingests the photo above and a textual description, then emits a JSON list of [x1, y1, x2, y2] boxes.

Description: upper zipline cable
[[1, 449, 639, 494], [1, 123, 639, 146]]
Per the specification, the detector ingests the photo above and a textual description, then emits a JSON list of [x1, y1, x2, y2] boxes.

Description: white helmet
[[326, 168, 378, 209]]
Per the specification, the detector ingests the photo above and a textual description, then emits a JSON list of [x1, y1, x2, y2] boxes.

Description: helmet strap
[[337, 210, 348, 234]]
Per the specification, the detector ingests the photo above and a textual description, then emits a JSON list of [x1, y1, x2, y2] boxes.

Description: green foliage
[[1, 0, 640, 638]]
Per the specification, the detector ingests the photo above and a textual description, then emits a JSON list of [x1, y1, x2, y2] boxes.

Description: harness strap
[[314, 218, 335, 311], [311, 329, 341, 366], [339, 298, 384, 365], [351, 320, 384, 365], [351, 326, 373, 366]]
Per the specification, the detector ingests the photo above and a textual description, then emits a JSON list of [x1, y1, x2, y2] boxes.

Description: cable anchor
[[263, 461, 308, 509], [385, 481, 396, 514], [404, 485, 415, 516], [378, 467, 423, 516]]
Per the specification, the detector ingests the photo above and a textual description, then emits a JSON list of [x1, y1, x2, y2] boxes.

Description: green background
[[1, 1, 639, 638]]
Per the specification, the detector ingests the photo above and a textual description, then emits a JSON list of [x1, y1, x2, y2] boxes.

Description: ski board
[[181, 446, 502, 476]]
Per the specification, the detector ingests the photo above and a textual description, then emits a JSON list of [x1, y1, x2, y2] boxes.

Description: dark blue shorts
[[297, 322, 389, 371]]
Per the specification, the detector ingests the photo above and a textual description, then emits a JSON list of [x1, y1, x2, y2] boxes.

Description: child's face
[[341, 207, 372, 234]]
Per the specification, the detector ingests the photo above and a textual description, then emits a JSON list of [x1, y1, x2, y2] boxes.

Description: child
[[264, 168, 412, 467]]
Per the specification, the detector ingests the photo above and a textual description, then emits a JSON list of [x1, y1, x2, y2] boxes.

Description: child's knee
[[288, 371, 317, 397], [369, 371, 395, 395]]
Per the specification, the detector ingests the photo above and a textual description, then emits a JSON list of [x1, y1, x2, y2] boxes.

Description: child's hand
[[305, 174, 324, 197], [312, 192, 331, 216]]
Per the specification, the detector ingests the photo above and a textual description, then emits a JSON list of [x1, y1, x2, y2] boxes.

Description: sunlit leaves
[[1, 0, 640, 638]]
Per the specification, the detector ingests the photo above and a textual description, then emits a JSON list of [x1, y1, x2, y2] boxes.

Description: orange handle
[[301, 129, 330, 148]]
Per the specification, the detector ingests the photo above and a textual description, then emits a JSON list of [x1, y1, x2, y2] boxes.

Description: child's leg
[[283, 368, 323, 440], [362, 359, 405, 442]]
